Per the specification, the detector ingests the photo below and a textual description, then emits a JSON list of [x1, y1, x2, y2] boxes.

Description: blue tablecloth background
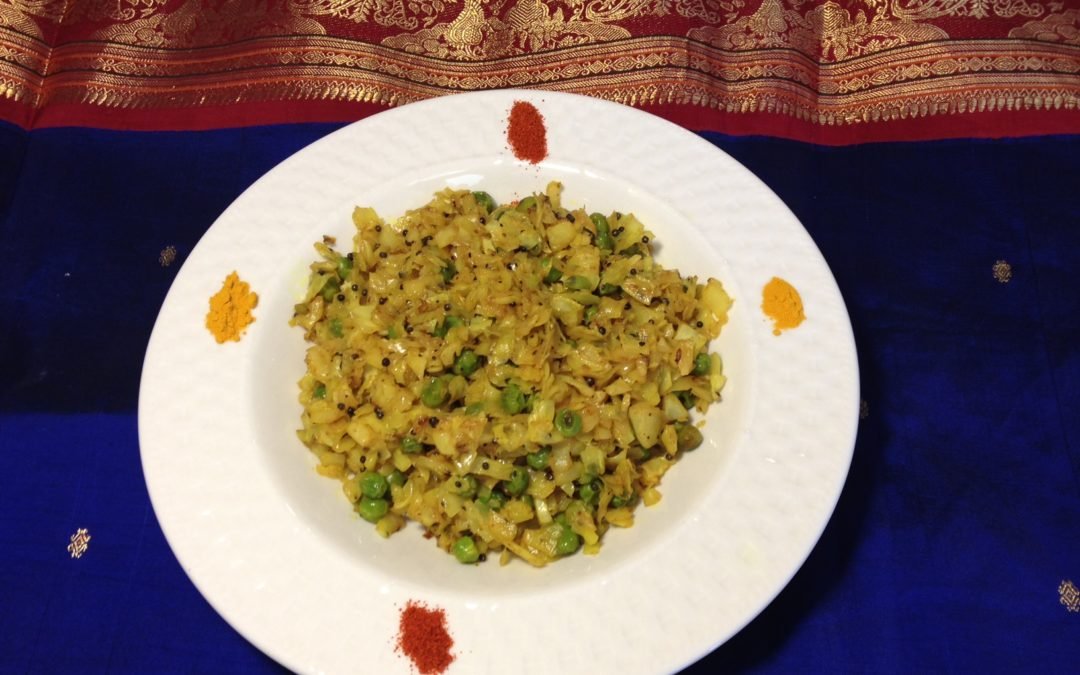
[[1, 121, 1077, 673]]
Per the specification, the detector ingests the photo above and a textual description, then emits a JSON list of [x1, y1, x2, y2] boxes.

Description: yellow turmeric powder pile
[[206, 271, 258, 343], [761, 276, 805, 335]]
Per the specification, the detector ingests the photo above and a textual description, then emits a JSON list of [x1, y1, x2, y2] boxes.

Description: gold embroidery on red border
[[23, 35, 1079, 126]]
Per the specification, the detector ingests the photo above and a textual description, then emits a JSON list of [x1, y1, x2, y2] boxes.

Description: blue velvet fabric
[[1, 122, 1077, 673]]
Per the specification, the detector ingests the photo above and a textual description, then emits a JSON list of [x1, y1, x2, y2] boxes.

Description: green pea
[[516, 196, 537, 212], [526, 447, 550, 470], [313, 383, 326, 399], [554, 409, 582, 437], [320, 276, 341, 302], [501, 383, 526, 414], [555, 526, 581, 556], [452, 474, 478, 498], [356, 497, 389, 523], [452, 535, 480, 564], [441, 260, 457, 285], [578, 482, 597, 504], [329, 318, 344, 337], [401, 436, 423, 454], [464, 402, 485, 416], [692, 353, 711, 376], [583, 305, 598, 325], [554, 512, 570, 528], [610, 494, 628, 508], [421, 377, 448, 408], [676, 424, 704, 452], [473, 191, 497, 213], [337, 255, 353, 279], [590, 213, 614, 252], [675, 390, 697, 411], [453, 349, 481, 377], [504, 467, 529, 496], [358, 471, 388, 499], [596, 283, 619, 297], [387, 470, 407, 489]]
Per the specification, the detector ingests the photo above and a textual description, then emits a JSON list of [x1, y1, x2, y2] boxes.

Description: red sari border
[[2, 92, 1076, 146], [0, 0, 1077, 143]]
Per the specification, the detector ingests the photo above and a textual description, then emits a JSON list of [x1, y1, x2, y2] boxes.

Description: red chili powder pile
[[396, 601, 455, 674], [507, 100, 548, 164]]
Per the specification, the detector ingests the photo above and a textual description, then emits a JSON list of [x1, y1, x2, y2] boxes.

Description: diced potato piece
[[628, 403, 663, 448], [642, 487, 662, 506], [546, 220, 576, 250], [700, 278, 733, 333]]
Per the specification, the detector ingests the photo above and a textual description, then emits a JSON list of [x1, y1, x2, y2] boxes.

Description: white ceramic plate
[[139, 89, 858, 675]]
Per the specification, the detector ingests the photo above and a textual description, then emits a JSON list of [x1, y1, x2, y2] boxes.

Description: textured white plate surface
[[139, 89, 858, 675]]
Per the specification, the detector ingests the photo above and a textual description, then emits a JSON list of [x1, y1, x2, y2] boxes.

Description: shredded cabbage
[[290, 183, 731, 566]]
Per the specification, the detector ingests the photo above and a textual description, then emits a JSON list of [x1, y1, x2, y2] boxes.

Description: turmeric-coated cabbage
[[290, 183, 731, 566]]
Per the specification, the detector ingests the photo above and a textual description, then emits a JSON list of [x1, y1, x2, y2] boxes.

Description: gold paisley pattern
[[0, 0, 64, 40], [689, 0, 811, 51], [65, 0, 172, 23], [1009, 8, 1080, 44], [689, 0, 949, 61], [382, 0, 631, 59], [95, 0, 463, 47], [291, 0, 454, 30], [888, 0, 1051, 20], [673, 0, 751, 22], [96, 1, 330, 48]]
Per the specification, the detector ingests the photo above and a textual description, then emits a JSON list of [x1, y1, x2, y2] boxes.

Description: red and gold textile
[[1, 0, 1077, 142]]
